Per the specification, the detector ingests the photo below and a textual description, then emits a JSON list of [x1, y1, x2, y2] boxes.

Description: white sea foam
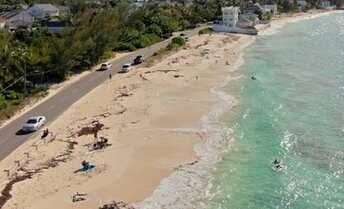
[[135, 42, 252, 209], [259, 22, 285, 36], [281, 130, 295, 153]]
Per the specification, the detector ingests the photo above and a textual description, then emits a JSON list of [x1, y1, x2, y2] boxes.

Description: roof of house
[[33, 4, 59, 11], [57, 6, 70, 12], [0, 16, 5, 22], [5, 11, 34, 24], [0, 11, 21, 19]]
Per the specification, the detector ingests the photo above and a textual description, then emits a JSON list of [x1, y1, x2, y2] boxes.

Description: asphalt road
[[0, 28, 202, 161]]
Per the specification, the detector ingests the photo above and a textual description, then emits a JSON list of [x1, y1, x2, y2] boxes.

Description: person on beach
[[109, 73, 112, 81], [82, 160, 95, 171], [94, 129, 98, 143], [41, 129, 48, 139]]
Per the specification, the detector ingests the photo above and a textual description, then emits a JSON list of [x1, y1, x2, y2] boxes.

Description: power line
[[0, 67, 63, 94], [0, 76, 24, 94]]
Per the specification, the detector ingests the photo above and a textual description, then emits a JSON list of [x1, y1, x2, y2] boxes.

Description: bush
[[112, 42, 137, 52], [100, 49, 114, 61], [166, 37, 185, 50], [3, 90, 19, 100], [198, 27, 212, 35], [29, 87, 47, 95], [167, 43, 181, 50], [11, 99, 23, 106], [153, 48, 167, 56], [0, 95, 9, 110], [171, 37, 186, 46], [130, 34, 163, 49]]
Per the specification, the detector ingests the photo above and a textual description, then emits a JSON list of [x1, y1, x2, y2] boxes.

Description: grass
[[198, 27, 213, 35], [0, 89, 48, 126]]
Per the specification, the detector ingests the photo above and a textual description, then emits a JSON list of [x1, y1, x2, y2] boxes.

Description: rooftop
[[33, 4, 59, 11]]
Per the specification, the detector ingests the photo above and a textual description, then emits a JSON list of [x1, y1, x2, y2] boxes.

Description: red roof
[[0, 16, 5, 22]]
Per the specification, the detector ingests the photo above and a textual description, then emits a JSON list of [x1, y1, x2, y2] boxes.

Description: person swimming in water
[[251, 76, 256, 80], [273, 159, 280, 164]]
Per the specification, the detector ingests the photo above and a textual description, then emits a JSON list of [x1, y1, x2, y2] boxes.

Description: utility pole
[[24, 62, 26, 98]]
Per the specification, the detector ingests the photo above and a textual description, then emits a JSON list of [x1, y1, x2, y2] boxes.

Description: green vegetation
[[198, 27, 213, 35], [167, 37, 186, 50], [0, 1, 229, 118], [3, 0, 343, 119], [149, 37, 186, 65]]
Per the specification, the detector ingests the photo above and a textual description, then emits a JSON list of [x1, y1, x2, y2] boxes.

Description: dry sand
[[1, 33, 252, 209], [0, 10, 339, 209]]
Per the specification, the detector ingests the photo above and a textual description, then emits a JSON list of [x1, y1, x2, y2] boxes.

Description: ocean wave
[[135, 46, 251, 209]]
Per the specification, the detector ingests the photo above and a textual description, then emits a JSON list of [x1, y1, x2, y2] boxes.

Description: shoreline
[[0, 33, 254, 209], [0, 10, 340, 209]]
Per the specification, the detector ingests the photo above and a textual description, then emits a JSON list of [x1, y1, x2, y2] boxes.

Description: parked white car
[[22, 116, 46, 132], [100, 63, 112, 70], [119, 63, 133, 73]]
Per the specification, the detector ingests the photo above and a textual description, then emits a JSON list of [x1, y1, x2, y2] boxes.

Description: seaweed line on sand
[[0, 140, 78, 208]]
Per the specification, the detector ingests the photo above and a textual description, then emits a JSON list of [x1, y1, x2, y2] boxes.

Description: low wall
[[212, 24, 258, 35]]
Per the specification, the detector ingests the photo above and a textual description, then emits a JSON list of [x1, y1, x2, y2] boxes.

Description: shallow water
[[207, 12, 344, 209]]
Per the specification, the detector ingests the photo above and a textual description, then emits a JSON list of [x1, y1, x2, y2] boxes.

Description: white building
[[318, 1, 337, 9], [297, 0, 308, 10], [213, 6, 258, 35], [27, 4, 59, 19], [262, 4, 278, 14], [222, 7, 239, 27]]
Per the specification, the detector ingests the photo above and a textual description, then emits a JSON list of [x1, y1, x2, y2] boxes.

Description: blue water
[[207, 13, 344, 209]]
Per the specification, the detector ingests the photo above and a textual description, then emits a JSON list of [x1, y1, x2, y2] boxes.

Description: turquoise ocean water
[[207, 13, 344, 209]]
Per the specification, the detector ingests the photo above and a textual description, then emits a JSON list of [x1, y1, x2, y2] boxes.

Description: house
[[318, 1, 337, 9], [237, 13, 259, 28], [39, 20, 73, 34], [213, 6, 258, 35], [222, 6, 239, 27], [297, 0, 308, 10], [243, 2, 265, 14], [26, 4, 59, 19], [262, 4, 278, 14], [4, 11, 34, 28], [57, 6, 70, 14]]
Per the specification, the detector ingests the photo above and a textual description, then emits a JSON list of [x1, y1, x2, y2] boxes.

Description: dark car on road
[[134, 55, 147, 64]]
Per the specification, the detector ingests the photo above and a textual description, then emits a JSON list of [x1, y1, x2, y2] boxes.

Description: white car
[[119, 63, 133, 73], [22, 116, 46, 132], [100, 63, 112, 70]]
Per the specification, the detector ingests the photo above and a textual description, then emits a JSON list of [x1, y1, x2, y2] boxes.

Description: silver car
[[119, 63, 133, 73], [22, 116, 46, 132]]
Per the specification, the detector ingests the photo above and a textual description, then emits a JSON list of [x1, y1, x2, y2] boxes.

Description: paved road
[[0, 28, 202, 161]]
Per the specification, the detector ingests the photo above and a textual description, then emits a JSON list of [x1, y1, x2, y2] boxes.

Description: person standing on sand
[[94, 129, 98, 143], [109, 73, 112, 81]]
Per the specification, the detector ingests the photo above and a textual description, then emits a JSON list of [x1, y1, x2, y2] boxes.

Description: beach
[[0, 32, 253, 209], [0, 10, 340, 209]]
